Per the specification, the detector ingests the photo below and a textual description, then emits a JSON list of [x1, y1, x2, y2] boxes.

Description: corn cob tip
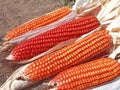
[[48, 82, 58, 90], [0, 43, 14, 53], [2, 37, 8, 41], [49, 88, 56, 90], [6, 54, 14, 60]]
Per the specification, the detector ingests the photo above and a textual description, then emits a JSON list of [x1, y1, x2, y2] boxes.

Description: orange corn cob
[[22, 30, 112, 81], [49, 58, 120, 90], [7, 16, 100, 61], [4, 7, 71, 41]]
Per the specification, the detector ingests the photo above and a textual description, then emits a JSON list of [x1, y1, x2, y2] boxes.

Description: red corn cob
[[22, 30, 112, 81], [7, 16, 100, 61], [4, 7, 71, 41], [48, 58, 120, 90]]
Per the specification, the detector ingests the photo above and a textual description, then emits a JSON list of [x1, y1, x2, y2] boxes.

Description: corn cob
[[4, 7, 71, 41], [7, 16, 100, 61], [48, 58, 120, 90], [22, 30, 112, 81]]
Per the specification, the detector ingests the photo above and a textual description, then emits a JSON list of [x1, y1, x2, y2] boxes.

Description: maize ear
[[4, 7, 71, 41], [7, 16, 100, 61], [48, 58, 120, 90], [22, 30, 112, 81]]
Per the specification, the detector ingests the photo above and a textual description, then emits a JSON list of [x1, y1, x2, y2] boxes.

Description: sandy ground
[[0, 0, 63, 90]]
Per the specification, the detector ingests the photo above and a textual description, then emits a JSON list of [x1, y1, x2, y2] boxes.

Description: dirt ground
[[0, 0, 63, 90]]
